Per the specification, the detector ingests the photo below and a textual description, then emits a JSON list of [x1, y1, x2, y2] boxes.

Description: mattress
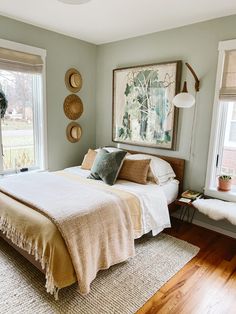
[[161, 179, 179, 204]]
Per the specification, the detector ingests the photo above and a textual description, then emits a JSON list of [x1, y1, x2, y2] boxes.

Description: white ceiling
[[0, 0, 236, 44]]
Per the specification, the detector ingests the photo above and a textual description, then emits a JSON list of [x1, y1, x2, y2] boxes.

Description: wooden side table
[[175, 199, 197, 223]]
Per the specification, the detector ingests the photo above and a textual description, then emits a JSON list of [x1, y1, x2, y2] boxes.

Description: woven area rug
[[0, 233, 199, 314]]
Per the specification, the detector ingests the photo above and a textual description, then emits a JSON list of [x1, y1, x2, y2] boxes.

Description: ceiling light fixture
[[58, 0, 91, 5]]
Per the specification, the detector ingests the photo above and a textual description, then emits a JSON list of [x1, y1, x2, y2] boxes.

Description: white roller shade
[[0, 47, 43, 73], [220, 50, 236, 100]]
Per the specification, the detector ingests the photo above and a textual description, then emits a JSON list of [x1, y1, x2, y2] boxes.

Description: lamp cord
[[187, 90, 198, 189]]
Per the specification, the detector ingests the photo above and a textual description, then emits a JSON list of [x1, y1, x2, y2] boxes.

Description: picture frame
[[112, 61, 182, 150]]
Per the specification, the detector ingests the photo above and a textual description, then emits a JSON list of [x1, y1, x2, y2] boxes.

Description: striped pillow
[[118, 159, 151, 184]]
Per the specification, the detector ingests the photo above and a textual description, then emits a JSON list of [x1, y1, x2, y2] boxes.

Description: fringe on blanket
[[0, 217, 60, 300]]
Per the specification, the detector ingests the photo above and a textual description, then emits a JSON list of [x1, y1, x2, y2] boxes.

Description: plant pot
[[218, 178, 232, 192]]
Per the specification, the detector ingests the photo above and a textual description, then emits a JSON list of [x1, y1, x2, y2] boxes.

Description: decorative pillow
[[125, 154, 176, 185], [88, 149, 127, 185], [124, 154, 155, 182], [81, 149, 97, 170], [118, 159, 151, 184]]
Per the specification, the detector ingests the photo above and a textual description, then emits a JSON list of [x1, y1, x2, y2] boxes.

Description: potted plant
[[218, 175, 232, 192]]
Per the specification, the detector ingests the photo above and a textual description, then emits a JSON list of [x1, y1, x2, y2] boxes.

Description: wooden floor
[[137, 218, 236, 314]]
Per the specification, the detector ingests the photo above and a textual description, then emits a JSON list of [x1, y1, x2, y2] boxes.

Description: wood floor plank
[[171, 259, 236, 314], [137, 218, 236, 314]]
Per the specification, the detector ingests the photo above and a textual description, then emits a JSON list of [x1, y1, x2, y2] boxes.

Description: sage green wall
[[0, 15, 97, 171], [95, 15, 236, 235]]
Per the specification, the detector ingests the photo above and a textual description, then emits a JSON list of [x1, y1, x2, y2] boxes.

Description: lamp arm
[[185, 62, 200, 92]]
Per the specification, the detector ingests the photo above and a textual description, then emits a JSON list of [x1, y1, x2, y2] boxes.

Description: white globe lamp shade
[[58, 0, 91, 4], [172, 92, 195, 108]]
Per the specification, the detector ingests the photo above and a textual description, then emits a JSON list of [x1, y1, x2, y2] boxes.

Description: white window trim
[[205, 39, 236, 202], [0, 39, 48, 173]]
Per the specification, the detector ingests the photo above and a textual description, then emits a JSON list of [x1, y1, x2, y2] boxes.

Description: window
[[0, 40, 47, 175], [205, 39, 236, 201], [224, 102, 236, 147], [218, 101, 236, 185]]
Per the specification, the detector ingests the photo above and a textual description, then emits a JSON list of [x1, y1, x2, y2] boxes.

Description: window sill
[[0, 168, 47, 179], [204, 187, 236, 202]]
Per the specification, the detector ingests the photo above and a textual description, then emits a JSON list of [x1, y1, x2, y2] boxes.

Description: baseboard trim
[[171, 213, 236, 239]]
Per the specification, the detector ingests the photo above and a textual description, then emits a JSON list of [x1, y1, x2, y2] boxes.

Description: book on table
[[178, 197, 192, 204], [181, 190, 203, 200]]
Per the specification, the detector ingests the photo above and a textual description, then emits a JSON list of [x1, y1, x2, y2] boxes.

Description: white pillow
[[125, 154, 175, 185], [95, 146, 130, 155]]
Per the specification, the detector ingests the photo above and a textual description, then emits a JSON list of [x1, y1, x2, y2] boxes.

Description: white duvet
[[65, 166, 172, 236]]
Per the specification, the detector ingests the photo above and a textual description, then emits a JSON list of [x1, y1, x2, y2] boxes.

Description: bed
[[0, 150, 184, 298]]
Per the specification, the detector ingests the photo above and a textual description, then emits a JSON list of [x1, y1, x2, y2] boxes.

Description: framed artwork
[[112, 61, 182, 150]]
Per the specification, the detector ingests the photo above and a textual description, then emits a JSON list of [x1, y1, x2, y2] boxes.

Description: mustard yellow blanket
[[0, 171, 142, 298]]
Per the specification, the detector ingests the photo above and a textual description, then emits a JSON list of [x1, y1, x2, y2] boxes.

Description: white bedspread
[[65, 166, 171, 236]]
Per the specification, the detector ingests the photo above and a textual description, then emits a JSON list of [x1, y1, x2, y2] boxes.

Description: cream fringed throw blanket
[[0, 171, 141, 297]]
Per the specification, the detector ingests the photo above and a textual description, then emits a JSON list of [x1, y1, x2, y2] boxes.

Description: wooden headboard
[[127, 150, 185, 194]]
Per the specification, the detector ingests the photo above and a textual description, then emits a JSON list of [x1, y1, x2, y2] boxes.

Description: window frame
[[0, 39, 47, 175], [205, 39, 236, 202], [224, 102, 236, 147]]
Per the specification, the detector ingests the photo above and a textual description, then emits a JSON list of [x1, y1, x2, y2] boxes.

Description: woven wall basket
[[64, 94, 83, 120], [66, 122, 82, 143], [65, 68, 82, 93]]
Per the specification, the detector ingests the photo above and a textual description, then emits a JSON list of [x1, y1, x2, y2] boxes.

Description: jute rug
[[0, 233, 199, 314]]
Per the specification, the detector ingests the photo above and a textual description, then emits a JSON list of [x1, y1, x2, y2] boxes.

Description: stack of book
[[179, 190, 203, 203]]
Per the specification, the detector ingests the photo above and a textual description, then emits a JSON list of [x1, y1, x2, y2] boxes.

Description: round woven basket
[[65, 68, 82, 93], [63, 94, 83, 120], [66, 122, 82, 143]]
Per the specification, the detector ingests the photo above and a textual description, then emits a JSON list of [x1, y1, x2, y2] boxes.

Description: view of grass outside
[[2, 119, 35, 171], [0, 69, 35, 171]]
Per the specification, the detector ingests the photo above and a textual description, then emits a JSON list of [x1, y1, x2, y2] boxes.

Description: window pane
[[0, 70, 36, 171], [232, 103, 236, 120], [221, 102, 236, 185], [229, 121, 236, 141]]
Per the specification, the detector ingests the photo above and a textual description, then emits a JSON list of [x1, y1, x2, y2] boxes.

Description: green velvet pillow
[[88, 148, 127, 185]]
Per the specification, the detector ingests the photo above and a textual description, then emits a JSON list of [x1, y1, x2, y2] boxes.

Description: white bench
[[193, 199, 236, 225]]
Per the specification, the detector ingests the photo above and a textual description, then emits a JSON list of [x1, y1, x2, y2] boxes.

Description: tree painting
[[113, 62, 181, 149]]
